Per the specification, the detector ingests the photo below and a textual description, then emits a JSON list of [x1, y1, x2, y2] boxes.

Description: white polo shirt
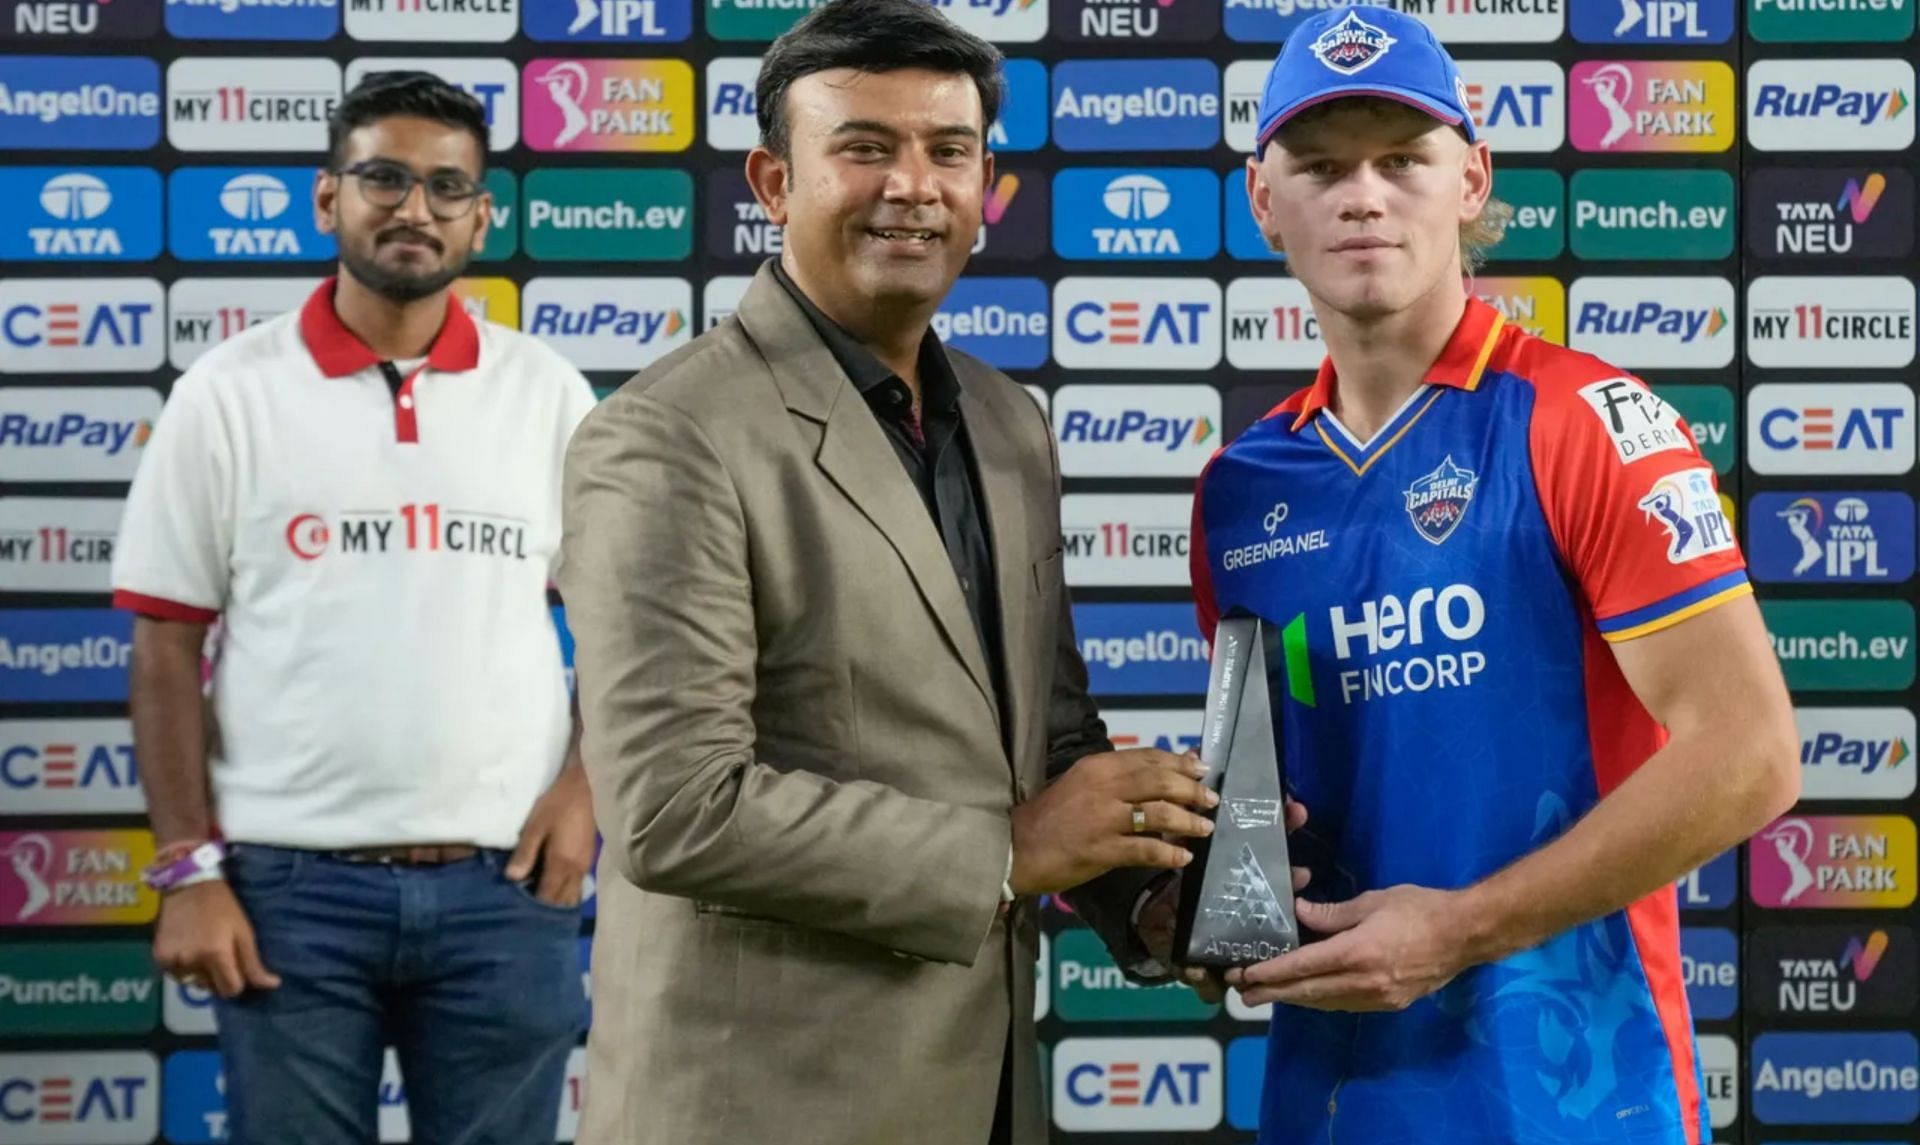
[[112, 278, 597, 850]]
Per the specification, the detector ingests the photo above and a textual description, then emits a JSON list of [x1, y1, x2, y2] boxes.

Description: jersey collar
[[1291, 296, 1506, 432], [299, 275, 481, 379]]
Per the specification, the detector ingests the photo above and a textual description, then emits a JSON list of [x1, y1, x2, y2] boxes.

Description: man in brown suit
[[556, 0, 1221, 1142]]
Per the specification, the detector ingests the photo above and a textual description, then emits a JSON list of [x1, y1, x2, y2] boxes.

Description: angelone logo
[[1073, 603, 1212, 696], [1750, 1031, 1920, 1125], [162, 0, 339, 41], [0, 55, 161, 150], [1050, 59, 1220, 151], [933, 277, 1049, 369]]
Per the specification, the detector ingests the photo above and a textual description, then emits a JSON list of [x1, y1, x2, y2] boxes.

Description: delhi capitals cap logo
[[1405, 455, 1478, 545], [1310, 12, 1397, 75]]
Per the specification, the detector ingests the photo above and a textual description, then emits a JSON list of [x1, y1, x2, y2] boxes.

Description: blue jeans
[[213, 845, 584, 1145]]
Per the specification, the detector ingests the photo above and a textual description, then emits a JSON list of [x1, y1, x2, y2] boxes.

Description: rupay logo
[[924, 0, 1046, 42], [0, 718, 140, 815], [0, 388, 157, 482], [1054, 277, 1220, 369], [1748, 383, 1915, 476], [0, 1052, 157, 1144], [1747, 59, 1914, 151], [167, 168, 334, 262], [1051, 59, 1219, 151], [1749, 492, 1914, 584], [932, 277, 1049, 369], [1747, 276, 1916, 369], [0, 278, 163, 373], [1055, 384, 1218, 477], [1794, 707, 1917, 801], [704, 56, 758, 150], [0, 56, 159, 149], [0, 167, 161, 261], [1053, 1037, 1222, 1131], [1052, 168, 1218, 261], [1568, 277, 1734, 368], [521, 277, 691, 370]]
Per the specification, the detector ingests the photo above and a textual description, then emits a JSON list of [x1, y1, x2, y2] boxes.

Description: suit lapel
[[735, 265, 1002, 729], [962, 378, 1031, 765]]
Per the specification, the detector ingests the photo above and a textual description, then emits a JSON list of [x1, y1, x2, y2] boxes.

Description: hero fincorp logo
[[168, 168, 335, 262], [167, 278, 315, 370], [1056, 385, 1217, 478], [0, 278, 163, 374], [1050, 59, 1220, 151], [1053, 1037, 1222, 1131], [0, 168, 161, 261], [1225, 277, 1322, 370], [1052, 169, 1218, 261], [1747, 276, 1916, 370], [0, 720, 140, 815], [1749, 383, 1915, 476], [1750, 492, 1914, 585], [1568, 277, 1734, 369], [0, 498, 123, 594], [0, 56, 160, 150], [1794, 707, 1916, 801], [1747, 59, 1914, 151], [1061, 494, 1192, 588], [166, 58, 340, 152], [1456, 60, 1565, 153], [283, 504, 535, 563], [1325, 582, 1488, 705], [0, 389, 157, 483], [1569, 60, 1734, 152], [343, 58, 518, 150], [1751, 1032, 1919, 1125], [1054, 277, 1221, 369], [0, 1052, 158, 1145], [343, 0, 517, 41], [522, 277, 691, 370]]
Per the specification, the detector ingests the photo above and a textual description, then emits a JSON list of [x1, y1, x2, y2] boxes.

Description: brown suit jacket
[[557, 264, 1154, 1145]]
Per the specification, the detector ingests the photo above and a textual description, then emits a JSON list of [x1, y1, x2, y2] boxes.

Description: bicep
[[1607, 593, 1789, 742]]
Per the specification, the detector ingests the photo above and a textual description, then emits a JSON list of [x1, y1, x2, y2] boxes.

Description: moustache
[[378, 229, 443, 253]]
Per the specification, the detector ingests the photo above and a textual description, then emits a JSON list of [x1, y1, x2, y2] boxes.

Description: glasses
[[336, 160, 482, 221]]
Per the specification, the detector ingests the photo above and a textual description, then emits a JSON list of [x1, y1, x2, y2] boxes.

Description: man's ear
[[1247, 157, 1285, 256], [314, 169, 340, 236], [744, 147, 792, 227], [1460, 139, 1493, 224]]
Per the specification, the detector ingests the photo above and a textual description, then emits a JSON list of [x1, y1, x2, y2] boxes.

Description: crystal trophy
[[1171, 614, 1300, 968]]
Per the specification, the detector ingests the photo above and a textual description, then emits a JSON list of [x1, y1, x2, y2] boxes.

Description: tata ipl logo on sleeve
[[1753, 925, 1918, 1018], [1050, 59, 1219, 151], [1765, 599, 1915, 691], [343, 0, 516, 41], [168, 168, 335, 262], [0, 830, 155, 925], [1053, 930, 1219, 1020], [1680, 926, 1737, 1020], [1074, 604, 1212, 696], [1053, 1037, 1222, 1131], [1748, 384, 1915, 476], [1751, 815, 1917, 909], [0, 56, 160, 149], [1053, 169, 1218, 261], [524, 0, 691, 40], [0, 1052, 158, 1145], [522, 277, 691, 370], [1747, 168, 1915, 259], [1055, 0, 1217, 42], [1747, 277, 1916, 370], [991, 58, 1048, 152], [167, 278, 316, 370], [1751, 1032, 1919, 1125], [1569, 168, 1733, 260], [0, 719, 141, 815], [931, 278, 1049, 369], [0, 943, 156, 1037], [165, 57, 340, 152], [1054, 277, 1221, 369], [523, 59, 693, 151], [1571, 0, 1732, 41], [1747, 59, 1914, 151], [1455, 61, 1565, 153], [923, 0, 1047, 43], [1060, 494, 1192, 587], [704, 57, 758, 150], [0, 498, 124, 594], [4, 0, 162, 40], [1749, 492, 1914, 584], [0, 278, 163, 374], [1225, 278, 1322, 369], [1056, 385, 1218, 477], [1652, 385, 1734, 474], [344, 58, 518, 150], [0, 389, 156, 483], [1794, 708, 1917, 801], [1636, 468, 1734, 564], [1568, 277, 1733, 369], [163, 0, 340, 40], [0, 168, 160, 261], [1569, 60, 1734, 152], [1751, 0, 1915, 41], [1473, 277, 1565, 343]]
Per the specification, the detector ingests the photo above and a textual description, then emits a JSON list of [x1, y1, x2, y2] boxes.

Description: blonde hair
[[1462, 196, 1513, 274]]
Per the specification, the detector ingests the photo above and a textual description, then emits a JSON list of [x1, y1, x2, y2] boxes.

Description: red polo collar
[[1291, 296, 1508, 431], [298, 276, 480, 379]]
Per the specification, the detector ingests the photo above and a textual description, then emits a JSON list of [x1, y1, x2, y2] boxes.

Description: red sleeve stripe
[[113, 590, 220, 624]]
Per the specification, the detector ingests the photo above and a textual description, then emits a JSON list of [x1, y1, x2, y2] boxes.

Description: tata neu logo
[[167, 277, 314, 370], [1746, 167, 1915, 260], [4, 0, 162, 39], [1749, 491, 1915, 585], [1060, 494, 1191, 587], [1053, 1036, 1222, 1131], [1568, 276, 1734, 369], [1794, 707, 1917, 802], [1054, 277, 1220, 370], [1747, 276, 1916, 369], [0, 167, 161, 261], [1747, 58, 1915, 152], [165, 57, 341, 152], [0, 1051, 158, 1144], [1752, 925, 1918, 1018], [1225, 277, 1322, 370], [1749, 383, 1915, 476], [1456, 60, 1565, 153], [0, 278, 163, 373], [1053, 0, 1216, 42], [1750, 814, 1917, 909]]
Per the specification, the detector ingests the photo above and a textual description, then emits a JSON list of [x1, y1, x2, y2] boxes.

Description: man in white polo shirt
[[112, 72, 597, 1143]]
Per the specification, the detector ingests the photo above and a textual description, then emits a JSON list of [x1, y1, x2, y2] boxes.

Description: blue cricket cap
[[1255, 5, 1477, 156]]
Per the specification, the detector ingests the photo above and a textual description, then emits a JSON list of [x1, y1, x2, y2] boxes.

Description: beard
[[340, 231, 471, 303]]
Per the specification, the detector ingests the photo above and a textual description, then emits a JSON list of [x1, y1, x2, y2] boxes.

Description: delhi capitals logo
[[1310, 12, 1397, 75], [1405, 455, 1478, 545]]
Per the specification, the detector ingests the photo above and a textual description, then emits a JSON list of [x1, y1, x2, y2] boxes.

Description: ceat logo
[[1054, 277, 1221, 369], [1455, 60, 1566, 152], [0, 721, 140, 814], [0, 1052, 158, 1144], [1749, 384, 1915, 476], [1053, 1037, 1222, 1131], [0, 278, 163, 373]]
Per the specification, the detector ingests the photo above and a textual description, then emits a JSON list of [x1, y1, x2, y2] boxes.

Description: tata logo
[[0, 388, 157, 483], [989, 57, 1047, 152], [1060, 494, 1192, 587], [5, 0, 161, 38], [1749, 383, 1915, 476], [1455, 60, 1565, 152], [0, 167, 160, 261], [1570, 0, 1731, 42], [1057, 0, 1217, 42], [1050, 59, 1219, 151], [1567, 277, 1734, 369], [0, 720, 140, 815], [0, 1052, 157, 1143], [932, 277, 1049, 369], [1747, 59, 1915, 151], [924, 0, 1046, 42], [1225, 278, 1321, 369], [1055, 384, 1219, 477], [1794, 707, 1917, 801], [167, 277, 314, 370], [1055, 277, 1221, 369], [523, 0, 690, 40], [1747, 275, 1916, 369], [1680, 926, 1738, 1020], [1750, 492, 1915, 585], [522, 277, 691, 370], [1754, 924, 1918, 1019], [167, 168, 334, 262], [704, 57, 758, 151], [0, 278, 163, 373], [0, 56, 160, 150], [1748, 167, 1916, 259], [162, 0, 340, 42], [1751, 1031, 1920, 1124], [1053, 1036, 1222, 1130], [343, 58, 518, 150], [1053, 168, 1216, 260]]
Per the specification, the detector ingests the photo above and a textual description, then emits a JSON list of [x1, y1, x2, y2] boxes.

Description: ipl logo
[[533, 63, 593, 147], [1309, 12, 1396, 75], [1582, 62, 1636, 149], [1, 834, 55, 922], [1764, 819, 1818, 905]]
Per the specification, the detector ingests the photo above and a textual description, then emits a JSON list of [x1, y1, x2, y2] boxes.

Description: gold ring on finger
[[1130, 804, 1148, 834]]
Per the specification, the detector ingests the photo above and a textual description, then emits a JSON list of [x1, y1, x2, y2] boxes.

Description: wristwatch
[[141, 840, 227, 893]]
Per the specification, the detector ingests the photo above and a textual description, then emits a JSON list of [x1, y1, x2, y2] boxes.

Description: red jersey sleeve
[[1529, 371, 1750, 643], [1190, 451, 1223, 640]]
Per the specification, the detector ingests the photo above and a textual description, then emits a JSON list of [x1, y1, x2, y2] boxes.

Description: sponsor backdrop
[[0, 0, 1916, 1141]]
